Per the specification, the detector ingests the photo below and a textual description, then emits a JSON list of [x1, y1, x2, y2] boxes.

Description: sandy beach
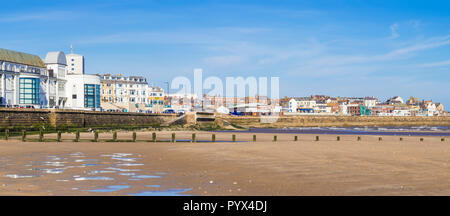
[[0, 130, 449, 195]]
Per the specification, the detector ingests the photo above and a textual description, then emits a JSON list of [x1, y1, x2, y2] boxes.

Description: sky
[[1, 0, 450, 107]]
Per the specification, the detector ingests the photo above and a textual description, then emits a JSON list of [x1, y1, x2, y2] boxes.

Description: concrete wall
[[0, 108, 177, 128], [218, 115, 450, 127]]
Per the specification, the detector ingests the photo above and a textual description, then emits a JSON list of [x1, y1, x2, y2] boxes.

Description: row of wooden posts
[[1, 129, 446, 142]]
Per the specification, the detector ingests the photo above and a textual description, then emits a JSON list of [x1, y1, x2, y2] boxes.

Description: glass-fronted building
[[84, 84, 100, 108]]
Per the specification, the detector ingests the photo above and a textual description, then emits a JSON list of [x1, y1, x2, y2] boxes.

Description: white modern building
[[65, 74, 101, 110], [314, 103, 332, 113], [288, 97, 316, 112], [363, 97, 379, 108], [393, 109, 411, 116], [45, 51, 101, 110]]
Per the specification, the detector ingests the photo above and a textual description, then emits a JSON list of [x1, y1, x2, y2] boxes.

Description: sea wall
[[0, 108, 177, 129], [218, 115, 450, 128]]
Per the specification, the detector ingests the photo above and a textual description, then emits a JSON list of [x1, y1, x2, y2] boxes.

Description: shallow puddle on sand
[[131, 175, 162, 179], [75, 159, 99, 163], [118, 172, 136, 176], [1, 152, 180, 195], [89, 185, 131, 192], [127, 188, 192, 196], [41, 168, 65, 174], [106, 167, 140, 172], [112, 157, 137, 162], [74, 176, 115, 181], [4, 174, 40, 179], [116, 163, 144, 166]]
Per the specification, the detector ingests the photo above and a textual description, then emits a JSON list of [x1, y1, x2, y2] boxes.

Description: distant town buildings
[[287, 95, 446, 116]]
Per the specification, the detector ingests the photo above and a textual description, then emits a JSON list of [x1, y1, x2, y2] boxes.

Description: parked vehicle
[[229, 111, 244, 116], [163, 109, 175, 114]]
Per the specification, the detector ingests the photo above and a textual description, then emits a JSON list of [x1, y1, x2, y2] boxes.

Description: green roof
[[0, 48, 46, 68]]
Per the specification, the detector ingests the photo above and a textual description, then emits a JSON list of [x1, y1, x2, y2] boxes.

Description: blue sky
[[1, 0, 450, 107]]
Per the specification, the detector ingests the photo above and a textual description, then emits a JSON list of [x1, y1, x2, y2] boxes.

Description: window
[[71, 59, 74, 61], [72, 94, 77, 99], [19, 78, 39, 104], [72, 68, 74, 71], [71, 64, 74, 66], [84, 84, 100, 108]]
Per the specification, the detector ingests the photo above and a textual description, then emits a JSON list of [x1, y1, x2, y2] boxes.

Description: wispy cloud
[[417, 59, 450, 67], [77, 31, 224, 45], [389, 23, 399, 39], [0, 10, 77, 23], [287, 34, 450, 77], [408, 19, 422, 29], [203, 55, 245, 67]]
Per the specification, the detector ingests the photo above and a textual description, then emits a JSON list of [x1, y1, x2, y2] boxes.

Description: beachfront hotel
[[100, 74, 165, 113]]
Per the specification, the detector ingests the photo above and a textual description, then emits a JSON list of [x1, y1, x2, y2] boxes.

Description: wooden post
[[357, 136, 361, 141], [399, 137, 403, 141], [273, 135, 277, 142], [253, 134, 256, 142], [94, 131, 99, 142], [441, 137, 445, 142], [232, 134, 236, 142], [75, 130, 80, 142], [152, 132, 156, 142], [113, 131, 117, 142], [171, 133, 176, 143], [57, 131, 62, 142], [378, 137, 382, 141], [420, 138, 424, 142], [132, 131, 137, 142], [22, 130, 26, 142], [212, 134, 216, 142], [337, 136, 340, 141], [192, 133, 196, 143], [39, 129, 44, 142], [315, 136, 319, 141], [5, 129, 9, 140], [294, 136, 298, 141]]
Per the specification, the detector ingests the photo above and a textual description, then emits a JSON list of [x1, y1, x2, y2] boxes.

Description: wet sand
[[0, 130, 449, 195]]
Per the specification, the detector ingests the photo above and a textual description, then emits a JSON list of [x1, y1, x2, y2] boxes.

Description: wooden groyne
[[217, 115, 450, 128]]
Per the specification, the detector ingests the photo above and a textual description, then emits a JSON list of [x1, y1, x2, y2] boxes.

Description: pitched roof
[[0, 48, 46, 68]]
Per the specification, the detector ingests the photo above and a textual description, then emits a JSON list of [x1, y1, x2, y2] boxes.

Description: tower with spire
[[65, 44, 85, 75]]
